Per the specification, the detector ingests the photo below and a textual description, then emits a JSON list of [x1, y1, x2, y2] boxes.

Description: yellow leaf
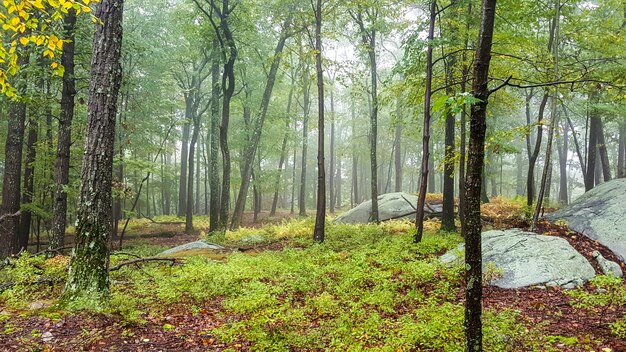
[[19, 36, 28, 46]]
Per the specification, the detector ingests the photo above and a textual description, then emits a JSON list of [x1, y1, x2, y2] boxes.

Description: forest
[[1, 0, 626, 351]]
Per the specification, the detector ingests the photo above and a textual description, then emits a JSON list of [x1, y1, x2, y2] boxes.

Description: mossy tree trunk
[[64, 0, 124, 303]]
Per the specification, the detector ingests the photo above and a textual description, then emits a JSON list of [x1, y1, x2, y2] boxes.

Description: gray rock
[[440, 229, 595, 289], [547, 178, 626, 262], [334, 192, 442, 224], [160, 241, 224, 255], [592, 250, 623, 277]]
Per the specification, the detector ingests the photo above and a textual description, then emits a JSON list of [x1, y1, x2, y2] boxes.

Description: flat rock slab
[[160, 241, 224, 256], [441, 229, 595, 289], [334, 192, 442, 224], [547, 178, 626, 262]]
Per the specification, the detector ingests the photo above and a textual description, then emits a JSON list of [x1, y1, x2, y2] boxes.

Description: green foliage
[[567, 275, 626, 338], [104, 219, 538, 350], [0, 254, 68, 308]]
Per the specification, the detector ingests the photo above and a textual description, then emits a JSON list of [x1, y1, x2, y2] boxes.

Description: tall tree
[[0, 52, 28, 259], [464, 0, 497, 349], [313, 0, 325, 243], [230, 14, 293, 229], [414, 0, 436, 243], [63, 0, 125, 302], [352, 6, 380, 223]]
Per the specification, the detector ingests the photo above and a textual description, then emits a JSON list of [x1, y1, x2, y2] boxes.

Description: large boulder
[[159, 241, 224, 256], [334, 192, 442, 224], [547, 178, 626, 262], [441, 229, 595, 289]]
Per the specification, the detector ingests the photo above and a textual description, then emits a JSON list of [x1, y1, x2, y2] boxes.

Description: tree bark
[[0, 53, 29, 259], [558, 119, 569, 204], [64, 0, 124, 302], [597, 117, 612, 182], [394, 99, 403, 192], [353, 8, 379, 223], [415, 0, 436, 243], [329, 87, 335, 213], [585, 90, 601, 191], [464, 0, 497, 350], [299, 40, 311, 216], [209, 39, 221, 232], [50, 9, 77, 250], [19, 106, 38, 250], [527, 93, 549, 206], [313, 0, 325, 243], [178, 117, 191, 217]]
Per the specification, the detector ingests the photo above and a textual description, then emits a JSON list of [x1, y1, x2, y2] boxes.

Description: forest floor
[[1, 198, 626, 351]]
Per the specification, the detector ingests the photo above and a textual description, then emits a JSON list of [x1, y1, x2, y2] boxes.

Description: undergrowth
[[1, 218, 545, 350]]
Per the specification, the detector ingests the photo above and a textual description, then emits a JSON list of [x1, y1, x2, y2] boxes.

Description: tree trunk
[[458, 0, 472, 234], [50, 9, 77, 251], [270, 85, 293, 217], [394, 100, 403, 192], [219, 14, 237, 231], [329, 87, 335, 213], [178, 115, 191, 217], [597, 117, 612, 182], [351, 101, 359, 207], [209, 40, 221, 232], [299, 42, 311, 216], [442, 22, 458, 232], [585, 91, 600, 191], [531, 0, 561, 231], [186, 113, 200, 234], [464, 0, 497, 350], [19, 108, 39, 250], [558, 119, 569, 204], [527, 93, 549, 206], [354, 8, 379, 223], [415, 1, 436, 243], [0, 53, 28, 259], [313, 0, 325, 243], [64, 0, 124, 302], [230, 18, 292, 229]]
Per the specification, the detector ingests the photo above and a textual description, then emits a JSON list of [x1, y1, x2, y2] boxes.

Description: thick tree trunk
[[0, 54, 28, 259], [50, 10, 77, 250], [415, 1, 436, 243], [64, 0, 124, 301], [464, 0, 497, 350], [313, 0, 325, 243]]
